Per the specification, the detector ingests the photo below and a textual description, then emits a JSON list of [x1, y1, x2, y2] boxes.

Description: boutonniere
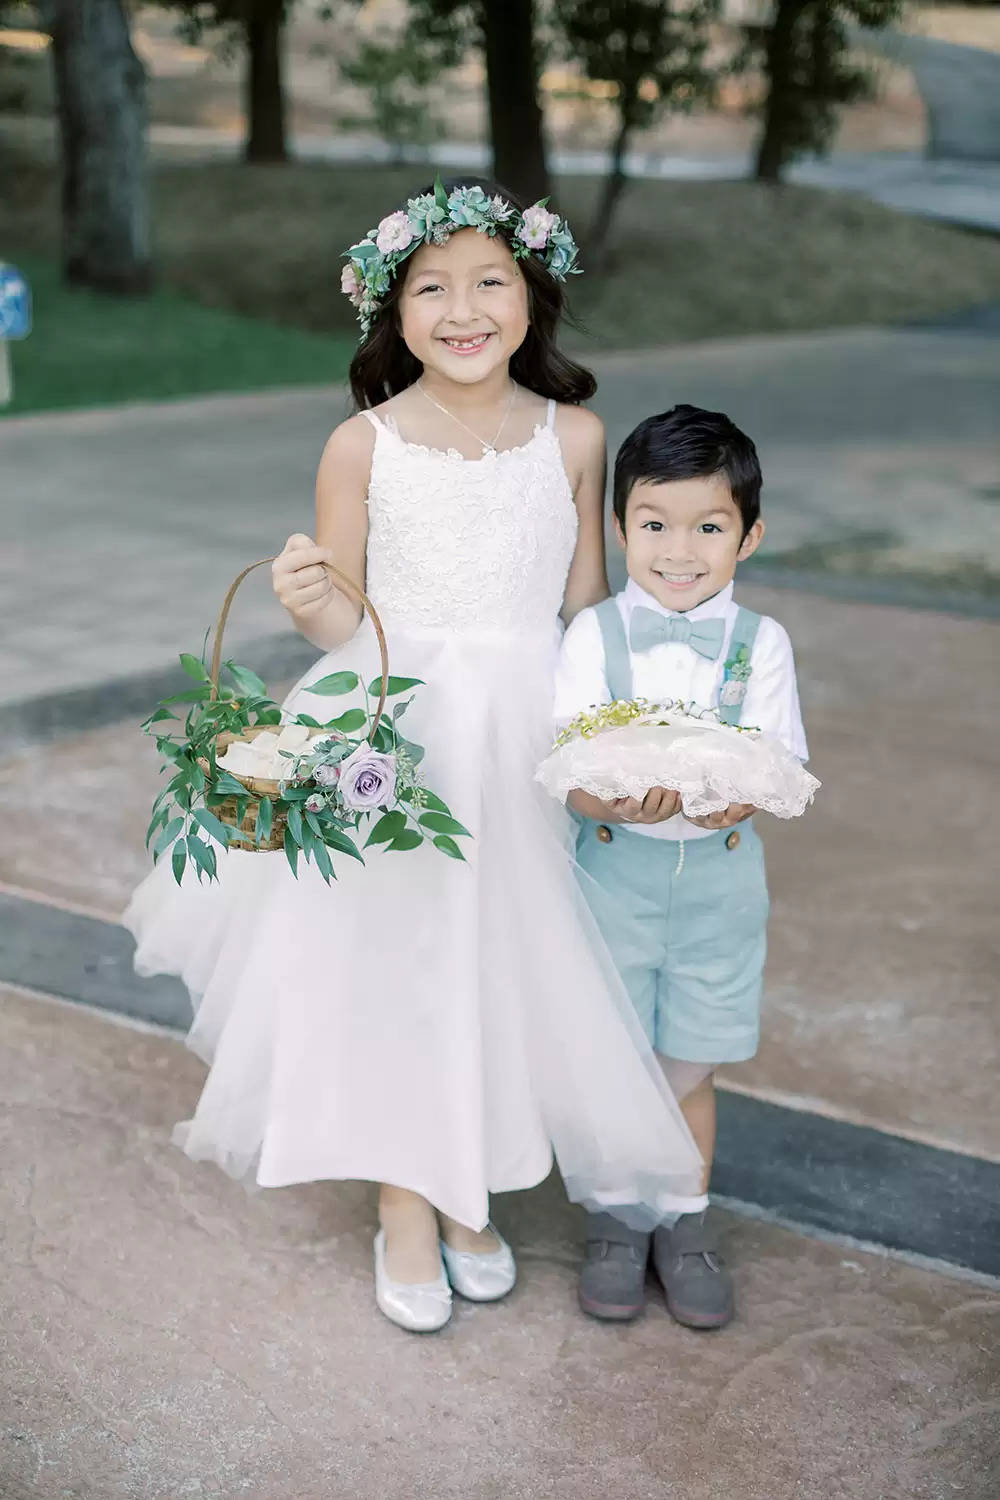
[[720, 644, 752, 706]]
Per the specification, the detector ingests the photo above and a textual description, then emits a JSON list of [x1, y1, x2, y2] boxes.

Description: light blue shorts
[[576, 820, 769, 1064]]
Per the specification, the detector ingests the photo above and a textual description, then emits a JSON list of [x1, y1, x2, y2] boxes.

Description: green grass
[[0, 254, 353, 416], [3, 144, 1000, 413]]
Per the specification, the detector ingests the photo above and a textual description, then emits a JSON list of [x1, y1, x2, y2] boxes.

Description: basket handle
[[209, 557, 390, 740]]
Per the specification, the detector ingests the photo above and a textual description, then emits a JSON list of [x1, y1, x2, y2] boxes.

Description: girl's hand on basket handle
[[272, 534, 334, 618]]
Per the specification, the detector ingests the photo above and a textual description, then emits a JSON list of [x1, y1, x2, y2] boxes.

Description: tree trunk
[[589, 111, 632, 267], [44, 0, 152, 294], [244, 0, 287, 163], [755, 0, 809, 183], [481, 0, 549, 203]]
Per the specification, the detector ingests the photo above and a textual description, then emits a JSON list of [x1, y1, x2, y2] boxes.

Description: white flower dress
[[125, 401, 705, 1229]]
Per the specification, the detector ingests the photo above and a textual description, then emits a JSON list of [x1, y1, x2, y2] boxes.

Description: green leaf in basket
[[371, 723, 395, 753], [256, 796, 273, 845], [145, 806, 170, 848], [180, 653, 209, 681], [308, 671, 359, 696], [388, 829, 423, 853], [434, 835, 466, 862], [326, 827, 364, 863], [213, 770, 251, 798], [154, 816, 184, 860], [327, 708, 368, 734], [283, 826, 300, 877], [295, 714, 321, 729], [187, 832, 218, 882], [146, 708, 177, 725], [367, 675, 424, 698], [417, 789, 451, 816], [398, 737, 425, 766], [171, 842, 187, 885], [225, 662, 269, 698], [366, 810, 406, 847], [194, 807, 231, 848], [312, 839, 336, 884], [256, 707, 282, 726], [418, 811, 471, 839], [286, 804, 305, 847]]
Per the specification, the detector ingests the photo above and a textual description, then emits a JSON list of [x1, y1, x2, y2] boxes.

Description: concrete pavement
[[2, 985, 998, 1500]]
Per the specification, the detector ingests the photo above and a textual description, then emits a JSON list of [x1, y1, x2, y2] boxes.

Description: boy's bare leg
[[651, 1066, 733, 1327], [679, 1073, 717, 1195]]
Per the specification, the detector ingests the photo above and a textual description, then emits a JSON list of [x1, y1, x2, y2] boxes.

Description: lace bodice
[[362, 405, 578, 633]]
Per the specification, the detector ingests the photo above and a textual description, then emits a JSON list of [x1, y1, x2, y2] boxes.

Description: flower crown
[[340, 178, 581, 336]]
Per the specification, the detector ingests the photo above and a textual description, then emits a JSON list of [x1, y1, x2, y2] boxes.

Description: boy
[[554, 404, 808, 1329]]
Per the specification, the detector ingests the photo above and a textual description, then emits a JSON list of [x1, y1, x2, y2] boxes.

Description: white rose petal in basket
[[536, 700, 820, 819]]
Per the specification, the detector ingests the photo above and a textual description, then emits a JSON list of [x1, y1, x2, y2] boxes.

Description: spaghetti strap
[[360, 409, 382, 432], [546, 399, 557, 430]]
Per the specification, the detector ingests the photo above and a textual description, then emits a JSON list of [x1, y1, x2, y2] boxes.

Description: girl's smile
[[439, 331, 497, 356], [400, 228, 529, 385]]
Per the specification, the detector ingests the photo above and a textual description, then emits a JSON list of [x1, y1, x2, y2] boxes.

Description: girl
[[126, 178, 704, 1333]]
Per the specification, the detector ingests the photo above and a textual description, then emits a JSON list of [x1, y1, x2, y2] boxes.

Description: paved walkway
[[2, 324, 999, 707], [2, 985, 997, 1500]]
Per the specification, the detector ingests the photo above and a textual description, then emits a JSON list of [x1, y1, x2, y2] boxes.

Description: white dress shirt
[[552, 578, 809, 841]]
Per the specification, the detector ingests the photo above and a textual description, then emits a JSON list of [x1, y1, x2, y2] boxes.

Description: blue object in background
[[0, 263, 32, 340]]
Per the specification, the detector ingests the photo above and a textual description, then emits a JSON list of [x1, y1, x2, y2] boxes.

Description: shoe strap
[[668, 1214, 718, 1258], [585, 1211, 650, 1254]]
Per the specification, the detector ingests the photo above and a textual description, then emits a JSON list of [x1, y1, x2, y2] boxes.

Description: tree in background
[[553, 0, 719, 260], [160, 0, 291, 162], [741, 0, 902, 183], [401, 0, 551, 203], [39, 0, 152, 293], [333, 27, 447, 165]]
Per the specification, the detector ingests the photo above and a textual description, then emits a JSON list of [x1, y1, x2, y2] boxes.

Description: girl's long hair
[[348, 176, 596, 410]]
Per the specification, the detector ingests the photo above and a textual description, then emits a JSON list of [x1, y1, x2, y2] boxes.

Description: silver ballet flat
[[440, 1226, 517, 1302], [373, 1230, 452, 1333]]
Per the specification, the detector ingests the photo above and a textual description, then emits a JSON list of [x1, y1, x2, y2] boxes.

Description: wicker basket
[[202, 555, 390, 853]]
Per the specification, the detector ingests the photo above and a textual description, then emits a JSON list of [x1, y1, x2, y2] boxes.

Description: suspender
[[594, 598, 634, 702], [593, 598, 762, 726]]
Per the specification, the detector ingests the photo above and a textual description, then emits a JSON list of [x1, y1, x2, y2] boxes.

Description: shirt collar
[[623, 576, 735, 621]]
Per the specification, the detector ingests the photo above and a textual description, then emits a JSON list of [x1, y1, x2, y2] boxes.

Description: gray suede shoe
[[652, 1211, 734, 1329], [578, 1211, 650, 1322]]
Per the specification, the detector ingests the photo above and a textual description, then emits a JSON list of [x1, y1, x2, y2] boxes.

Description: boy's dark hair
[[349, 176, 596, 410], [613, 404, 762, 537]]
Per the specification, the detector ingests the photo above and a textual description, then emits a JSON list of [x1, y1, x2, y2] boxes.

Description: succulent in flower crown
[[342, 177, 582, 336]]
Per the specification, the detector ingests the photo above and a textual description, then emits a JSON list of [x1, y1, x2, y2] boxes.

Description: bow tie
[[628, 606, 726, 661]]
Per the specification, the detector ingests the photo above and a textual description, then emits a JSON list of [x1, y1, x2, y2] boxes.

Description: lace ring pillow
[[536, 699, 820, 820]]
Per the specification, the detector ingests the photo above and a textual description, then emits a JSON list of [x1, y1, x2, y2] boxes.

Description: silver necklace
[[417, 379, 517, 455]]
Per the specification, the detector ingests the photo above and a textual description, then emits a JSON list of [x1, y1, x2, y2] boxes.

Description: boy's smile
[[616, 472, 765, 613]]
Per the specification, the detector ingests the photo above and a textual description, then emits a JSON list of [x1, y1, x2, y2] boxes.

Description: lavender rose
[[338, 745, 398, 812], [313, 763, 341, 788]]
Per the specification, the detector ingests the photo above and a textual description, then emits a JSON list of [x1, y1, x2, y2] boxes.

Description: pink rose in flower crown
[[338, 744, 398, 812], [517, 203, 558, 251], [341, 263, 364, 307], [375, 211, 416, 255]]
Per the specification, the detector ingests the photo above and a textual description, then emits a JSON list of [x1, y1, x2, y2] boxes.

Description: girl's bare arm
[[558, 406, 610, 624], [272, 415, 374, 652]]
